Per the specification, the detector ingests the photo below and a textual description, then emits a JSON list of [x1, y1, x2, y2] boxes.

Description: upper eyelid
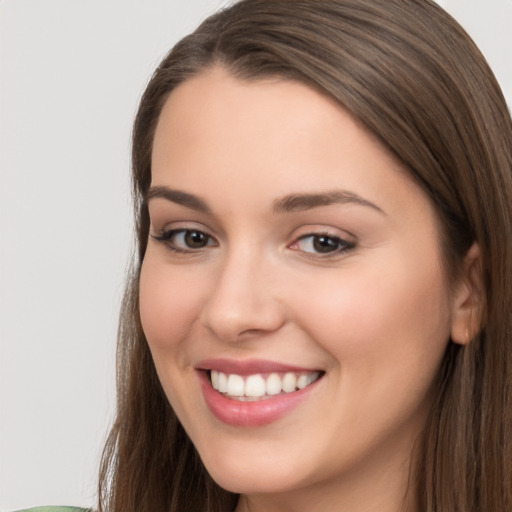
[[292, 232, 355, 247], [296, 229, 349, 238], [150, 221, 215, 236], [289, 234, 356, 259], [291, 225, 357, 242], [151, 230, 354, 259], [150, 228, 218, 254], [148, 210, 223, 235], [150, 223, 356, 246], [153, 226, 216, 240]]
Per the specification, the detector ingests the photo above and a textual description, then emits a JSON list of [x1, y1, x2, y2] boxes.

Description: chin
[[208, 464, 299, 495], [198, 445, 306, 495]]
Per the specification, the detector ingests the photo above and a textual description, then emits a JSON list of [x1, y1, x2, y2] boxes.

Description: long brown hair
[[99, 1, 512, 510]]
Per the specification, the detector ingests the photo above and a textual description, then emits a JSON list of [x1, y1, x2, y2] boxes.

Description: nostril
[[201, 303, 286, 343]]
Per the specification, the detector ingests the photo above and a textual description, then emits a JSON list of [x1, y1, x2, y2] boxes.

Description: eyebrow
[[144, 186, 211, 213], [273, 190, 386, 215], [144, 186, 385, 216]]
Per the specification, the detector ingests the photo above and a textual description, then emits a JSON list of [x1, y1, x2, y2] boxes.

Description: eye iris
[[185, 230, 208, 248], [313, 235, 339, 253]]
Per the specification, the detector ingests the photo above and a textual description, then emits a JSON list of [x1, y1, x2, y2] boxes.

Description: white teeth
[[211, 370, 219, 390], [245, 374, 267, 397], [209, 370, 321, 398], [218, 371, 228, 393], [227, 374, 245, 396], [265, 373, 282, 395], [282, 372, 297, 392], [297, 374, 309, 389]]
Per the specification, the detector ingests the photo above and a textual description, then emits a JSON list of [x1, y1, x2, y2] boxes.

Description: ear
[[450, 243, 484, 345]]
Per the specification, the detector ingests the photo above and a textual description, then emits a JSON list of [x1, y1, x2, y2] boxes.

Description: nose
[[200, 248, 286, 343]]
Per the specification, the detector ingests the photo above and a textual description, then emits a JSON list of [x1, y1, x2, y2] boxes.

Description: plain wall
[[1, 1, 510, 510], [0, 1, 227, 509], [442, 0, 512, 105]]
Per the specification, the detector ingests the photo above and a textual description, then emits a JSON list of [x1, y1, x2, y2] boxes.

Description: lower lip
[[198, 371, 321, 427]]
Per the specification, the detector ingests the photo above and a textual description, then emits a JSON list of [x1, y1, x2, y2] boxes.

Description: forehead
[[151, 66, 433, 224], [152, 67, 352, 161]]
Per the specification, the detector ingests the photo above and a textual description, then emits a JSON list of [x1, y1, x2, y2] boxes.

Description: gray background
[[1, 0, 511, 510]]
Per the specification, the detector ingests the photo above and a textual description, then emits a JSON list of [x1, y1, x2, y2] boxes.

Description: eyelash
[[151, 229, 217, 254], [292, 232, 356, 257], [150, 229, 356, 257]]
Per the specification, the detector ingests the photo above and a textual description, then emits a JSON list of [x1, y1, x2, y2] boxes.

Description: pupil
[[313, 235, 338, 253], [185, 231, 207, 248]]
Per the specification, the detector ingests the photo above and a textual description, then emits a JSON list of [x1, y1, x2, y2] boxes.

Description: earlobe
[[450, 243, 484, 345]]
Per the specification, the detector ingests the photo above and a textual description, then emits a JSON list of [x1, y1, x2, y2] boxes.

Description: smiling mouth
[[209, 370, 323, 401]]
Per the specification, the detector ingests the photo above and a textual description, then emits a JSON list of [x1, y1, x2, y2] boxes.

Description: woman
[[101, 0, 512, 511], [21, 0, 512, 511]]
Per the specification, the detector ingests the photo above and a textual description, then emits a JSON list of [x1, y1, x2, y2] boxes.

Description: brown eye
[[313, 235, 341, 253], [151, 228, 216, 252], [184, 230, 210, 248], [294, 234, 355, 255]]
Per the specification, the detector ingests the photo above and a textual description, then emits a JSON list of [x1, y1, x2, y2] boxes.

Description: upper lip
[[196, 358, 321, 375]]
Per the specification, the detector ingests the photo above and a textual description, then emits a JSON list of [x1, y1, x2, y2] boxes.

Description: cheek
[[288, 258, 453, 451], [139, 254, 202, 354], [292, 253, 452, 383], [138, 255, 209, 422]]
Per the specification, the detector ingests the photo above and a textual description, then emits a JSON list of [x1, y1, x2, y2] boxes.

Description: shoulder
[[14, 508, 92, 512]]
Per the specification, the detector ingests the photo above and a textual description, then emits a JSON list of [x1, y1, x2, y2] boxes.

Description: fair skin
[[140, 66, 477, 512]]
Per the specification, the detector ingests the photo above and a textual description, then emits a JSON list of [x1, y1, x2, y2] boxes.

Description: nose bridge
[[200, 240, 284, 341]]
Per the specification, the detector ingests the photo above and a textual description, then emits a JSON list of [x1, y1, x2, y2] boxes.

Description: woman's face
[[140, 66, 460, 503]]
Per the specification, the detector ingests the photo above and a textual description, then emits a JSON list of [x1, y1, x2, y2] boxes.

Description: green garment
[[14, 507, 91, 512]]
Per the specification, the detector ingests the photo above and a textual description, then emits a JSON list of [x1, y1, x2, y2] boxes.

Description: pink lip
[[197, 358, 317, 375], [196, 359, 323, 427]]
